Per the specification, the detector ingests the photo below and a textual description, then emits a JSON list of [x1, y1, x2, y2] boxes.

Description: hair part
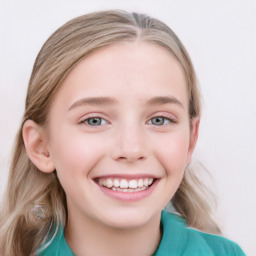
[[0, 10, 218, 255]]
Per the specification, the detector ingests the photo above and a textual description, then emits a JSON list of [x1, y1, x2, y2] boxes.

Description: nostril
[[111, 133, 148, 162], [116, 155, 146, 162]]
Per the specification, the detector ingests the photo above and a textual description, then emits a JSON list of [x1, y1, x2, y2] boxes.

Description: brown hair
[[0, 10, 220, 255]]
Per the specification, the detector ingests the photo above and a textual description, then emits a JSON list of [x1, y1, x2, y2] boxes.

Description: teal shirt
[[38, 211, 246, 256]]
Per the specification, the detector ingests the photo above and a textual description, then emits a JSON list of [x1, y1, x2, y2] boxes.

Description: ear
[[22, 120, 55, 173], [186, 117, 200, 165]]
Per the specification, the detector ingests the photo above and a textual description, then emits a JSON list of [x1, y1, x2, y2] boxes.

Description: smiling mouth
[[96, 177, 155, 192]]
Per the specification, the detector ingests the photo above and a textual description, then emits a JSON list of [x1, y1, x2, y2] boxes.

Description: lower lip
[[96, 180, 159, 202]]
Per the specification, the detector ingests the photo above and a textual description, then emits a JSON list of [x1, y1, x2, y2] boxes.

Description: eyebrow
[[68, 95, 184, 111], [146, 96, 184, 108], [68, 97, 118, 110]]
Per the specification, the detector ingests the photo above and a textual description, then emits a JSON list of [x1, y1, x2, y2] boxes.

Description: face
[[46, 42, 199, 229]]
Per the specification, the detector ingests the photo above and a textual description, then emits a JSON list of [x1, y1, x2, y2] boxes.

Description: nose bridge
[[112, 117, 148, 162]]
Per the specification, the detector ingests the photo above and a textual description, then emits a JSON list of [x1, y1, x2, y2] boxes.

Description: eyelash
[[80, 116, 108, 126], [80, 114, 177, 127], [147, 116, 177, 126]]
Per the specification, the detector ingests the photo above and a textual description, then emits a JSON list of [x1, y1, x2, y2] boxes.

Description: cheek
[[154, 131, 190, 174], [49, 127, 105, 178]]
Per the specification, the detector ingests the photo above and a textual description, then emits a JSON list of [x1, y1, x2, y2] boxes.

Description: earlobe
[[186, 117, 200, 165], [22, 120, 55, 173]]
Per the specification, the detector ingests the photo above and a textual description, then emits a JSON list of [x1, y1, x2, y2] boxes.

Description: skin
[[23, 42, 199, 255]]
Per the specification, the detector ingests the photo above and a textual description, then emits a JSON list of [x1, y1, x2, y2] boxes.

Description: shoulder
[[37, 226, 75, 256], [185, 224, 246, 256], [154, 210, 246, 256]]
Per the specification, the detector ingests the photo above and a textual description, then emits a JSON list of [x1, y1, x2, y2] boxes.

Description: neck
[[65, 211, 162, 256]]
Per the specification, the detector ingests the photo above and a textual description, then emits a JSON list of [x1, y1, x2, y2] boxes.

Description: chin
[[99, 207, 161, 230]]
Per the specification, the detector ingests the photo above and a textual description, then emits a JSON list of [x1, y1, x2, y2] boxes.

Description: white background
[[0, 0, 255, 255]]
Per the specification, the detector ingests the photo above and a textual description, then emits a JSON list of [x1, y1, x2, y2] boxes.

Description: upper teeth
[[98, 178, 154, 189]]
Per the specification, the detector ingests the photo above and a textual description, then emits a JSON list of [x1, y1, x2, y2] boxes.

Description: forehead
[[52, 42, 188, 110]]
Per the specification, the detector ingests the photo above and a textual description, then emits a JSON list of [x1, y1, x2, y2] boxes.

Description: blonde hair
[[0, 10, 220, 255]]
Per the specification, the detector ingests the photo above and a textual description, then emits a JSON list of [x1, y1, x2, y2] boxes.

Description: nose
[[111, 123, 149, 163]]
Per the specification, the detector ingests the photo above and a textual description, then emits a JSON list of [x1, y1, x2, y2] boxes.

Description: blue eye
[[149, 116, 172, 126], [84, 117, 108, 126]]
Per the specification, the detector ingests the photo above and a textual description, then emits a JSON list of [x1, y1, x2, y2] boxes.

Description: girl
[[0, 10, 245, 256]]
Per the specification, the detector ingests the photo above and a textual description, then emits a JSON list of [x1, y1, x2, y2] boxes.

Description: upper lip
[[93, 173, 161, 180]]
